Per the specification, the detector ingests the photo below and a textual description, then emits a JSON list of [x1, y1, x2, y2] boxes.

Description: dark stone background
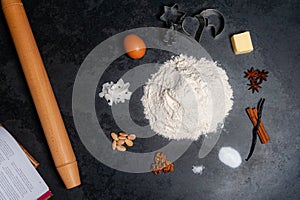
[[0, 0, 299, 199]]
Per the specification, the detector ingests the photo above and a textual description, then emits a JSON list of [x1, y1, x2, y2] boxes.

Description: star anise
[[257, 70, 269, 83], [244, 67, 269, 93], [244, 67, 258, 80], [247, 80, 261, 93]]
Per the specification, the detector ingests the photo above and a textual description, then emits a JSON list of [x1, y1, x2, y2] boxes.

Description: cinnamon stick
[[245, 107, 270, 144], [246, 108, 266, 143], [252, 108, 270, 143]]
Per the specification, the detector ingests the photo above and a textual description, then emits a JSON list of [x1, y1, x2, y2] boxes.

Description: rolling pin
[[1, 0, 81, 189]]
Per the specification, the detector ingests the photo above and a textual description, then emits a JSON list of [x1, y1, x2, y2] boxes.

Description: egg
[[123, 34, 146, 59]]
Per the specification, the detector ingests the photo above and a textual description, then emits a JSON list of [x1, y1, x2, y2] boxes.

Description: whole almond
[[111, 132, 119, 141], [125, 139, 133, 147], [118, 136, 127, 140], [112, 140, 117, 150], [127, 134, 136, 140], [116, 145, 126, 152], [119, 132, 129, 137], [117, 139, 125, 146]]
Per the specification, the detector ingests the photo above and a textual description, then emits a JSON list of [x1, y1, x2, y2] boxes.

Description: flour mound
[[141, 54, 233, 140]]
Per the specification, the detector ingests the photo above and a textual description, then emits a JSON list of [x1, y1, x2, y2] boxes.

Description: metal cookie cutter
[[182, 9, 225, 42], [160, 4, 225, 44], [160, 4, 186, 45]]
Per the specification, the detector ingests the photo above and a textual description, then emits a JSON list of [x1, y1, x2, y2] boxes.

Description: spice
[[247, 80, 261, 93], [245, 98, 264, 161], [151, 152, 174, 175], [245, 98, 270, 161], [244, 67, 269, 93], [245, 108, 269, 144], [244, 67, 258, 79]]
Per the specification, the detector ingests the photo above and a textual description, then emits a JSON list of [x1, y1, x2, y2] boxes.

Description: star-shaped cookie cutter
[[160, 4, 186, 27], [160, 4, 186, 45]]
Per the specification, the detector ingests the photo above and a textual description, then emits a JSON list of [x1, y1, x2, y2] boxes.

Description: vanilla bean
[[245, 98, 265, 161]]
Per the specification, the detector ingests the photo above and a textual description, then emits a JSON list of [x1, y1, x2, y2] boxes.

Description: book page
[[0, 127, 49, 200]]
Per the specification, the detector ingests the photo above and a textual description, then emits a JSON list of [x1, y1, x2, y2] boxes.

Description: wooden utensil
[[1, 0, 81, 189]]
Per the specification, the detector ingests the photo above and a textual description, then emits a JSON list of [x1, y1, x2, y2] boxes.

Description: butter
[[231, 31, 253, 55]]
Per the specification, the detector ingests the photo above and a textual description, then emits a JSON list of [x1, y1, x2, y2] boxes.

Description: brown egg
[[123, 34, 146, 59]]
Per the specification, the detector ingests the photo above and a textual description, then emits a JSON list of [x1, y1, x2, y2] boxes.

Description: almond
[[118, 136, 127, 140], [116, 145, 126, 152], [127, 134, 136, 140], [112, 140, 117, 150], [119, 132, 129, 137], [111, 132, 119, 141], [117, 139, 125, 146], [125, 139, 133, 147]]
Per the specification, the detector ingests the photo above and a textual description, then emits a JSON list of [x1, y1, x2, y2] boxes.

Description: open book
[[0, 126, 52, 200]]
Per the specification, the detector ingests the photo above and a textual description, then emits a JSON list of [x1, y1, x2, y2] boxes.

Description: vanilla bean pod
[[245, 98, 265, 161]]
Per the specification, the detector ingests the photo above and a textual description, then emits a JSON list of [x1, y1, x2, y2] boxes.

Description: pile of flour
[[141, 54, 233, 140]]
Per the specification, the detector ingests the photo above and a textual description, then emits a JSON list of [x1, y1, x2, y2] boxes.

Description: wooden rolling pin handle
[[1, 0, 80, 189]]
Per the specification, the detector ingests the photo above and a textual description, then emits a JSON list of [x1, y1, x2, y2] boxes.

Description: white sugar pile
[[141, 54, 233, 140], [218, 147, 242, 168], [192, 165, 205, 175]]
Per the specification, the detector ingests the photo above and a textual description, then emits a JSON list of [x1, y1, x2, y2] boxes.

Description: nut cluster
[[111, 132, 136, 152], [244, 67, 269, 93], [151, 152, 174, 175]]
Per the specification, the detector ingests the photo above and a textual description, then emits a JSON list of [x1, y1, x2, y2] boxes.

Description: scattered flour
[[99, 79, 132, 106], [192, 165, 205, 175], [141, 54, 233, 140], [218, 147, 242, 168]]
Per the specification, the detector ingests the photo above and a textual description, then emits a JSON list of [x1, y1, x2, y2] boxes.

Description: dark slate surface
[[0, 0, 299, 199]]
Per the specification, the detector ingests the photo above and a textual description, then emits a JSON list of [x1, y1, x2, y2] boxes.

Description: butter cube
[[231, 31, 253, 55]]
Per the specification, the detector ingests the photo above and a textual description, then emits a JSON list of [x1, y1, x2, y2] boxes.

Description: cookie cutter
[[160, 4, 225, 44]]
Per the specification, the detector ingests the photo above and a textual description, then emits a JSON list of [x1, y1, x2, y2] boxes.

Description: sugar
[[192, 165, 205, 174], [218, 147, 242, 168]]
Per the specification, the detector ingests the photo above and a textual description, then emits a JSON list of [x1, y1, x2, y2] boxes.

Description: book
[[0, 126, 53, 200]]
